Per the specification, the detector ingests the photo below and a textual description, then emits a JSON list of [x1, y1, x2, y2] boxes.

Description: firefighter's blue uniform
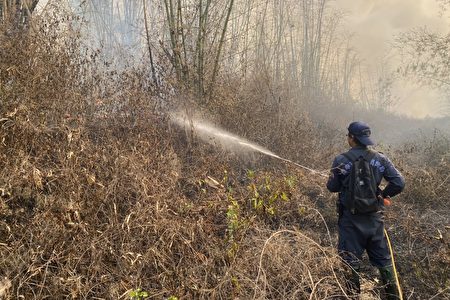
[[327, 145, 405, 268]]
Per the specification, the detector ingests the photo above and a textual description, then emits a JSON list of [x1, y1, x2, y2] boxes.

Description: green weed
[[129, 288, 149, 300]]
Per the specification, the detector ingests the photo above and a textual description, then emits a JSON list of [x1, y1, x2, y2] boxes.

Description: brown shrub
[[0, 18, 354, 300], [1, 13, 448, 300]]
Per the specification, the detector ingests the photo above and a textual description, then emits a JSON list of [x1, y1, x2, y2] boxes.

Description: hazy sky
[[332, 0, 449, 118]]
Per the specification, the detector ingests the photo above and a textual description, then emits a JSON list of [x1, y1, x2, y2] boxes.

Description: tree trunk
[[208, 0, 234, 103], [143, 0, 158, 88], [163, 0, 182, 80], [195, 0, 211, 102]]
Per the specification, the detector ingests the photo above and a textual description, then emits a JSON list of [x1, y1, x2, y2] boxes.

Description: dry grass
[[1, 14, 449, 300]]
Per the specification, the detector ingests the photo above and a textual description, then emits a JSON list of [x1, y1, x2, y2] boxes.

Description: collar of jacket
[[351, 145, 368, 150]]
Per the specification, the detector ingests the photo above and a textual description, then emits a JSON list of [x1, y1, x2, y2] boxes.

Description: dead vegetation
[[0, 11, 449, 300]]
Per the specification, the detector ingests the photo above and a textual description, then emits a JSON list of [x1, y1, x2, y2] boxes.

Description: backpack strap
[[342, 151, 357, 163], [363, 149, 377, 163], [342, 149, 377, 163]]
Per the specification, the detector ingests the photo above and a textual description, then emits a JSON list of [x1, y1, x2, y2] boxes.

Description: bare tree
[[396, 28, 450, 115], [143, 0, 158, 88], [30, 0, 397, 114], [196, 0, 211, 100], [208, 0, 234, 102], [1, 0, 39, 24], [163, 0, 183, 80]]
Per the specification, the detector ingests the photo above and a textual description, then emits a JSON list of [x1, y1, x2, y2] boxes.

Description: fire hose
[[383, 199, 404, 300]]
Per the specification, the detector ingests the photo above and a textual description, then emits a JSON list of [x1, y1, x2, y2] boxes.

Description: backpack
[[342, 150, 379, 214]]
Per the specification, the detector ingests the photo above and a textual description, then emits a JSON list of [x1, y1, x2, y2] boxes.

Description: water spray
[[171, 113, 329, 178]]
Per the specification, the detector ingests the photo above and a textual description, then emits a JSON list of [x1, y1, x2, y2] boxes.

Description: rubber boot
[[379, 265, 400, 300], [344, 266, 360, 299]]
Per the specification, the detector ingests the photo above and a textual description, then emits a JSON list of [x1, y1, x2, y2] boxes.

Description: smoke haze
[[35, 0, 450, 118], [332, 0, 449, 118]]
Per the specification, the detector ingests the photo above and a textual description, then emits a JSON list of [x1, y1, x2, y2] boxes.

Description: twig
[[253, 229, 348, 300]]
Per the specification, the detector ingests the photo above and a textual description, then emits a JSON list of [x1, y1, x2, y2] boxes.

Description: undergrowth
[[0, 14, 449, 300]]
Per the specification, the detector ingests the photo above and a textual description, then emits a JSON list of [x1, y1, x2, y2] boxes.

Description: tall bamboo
[[143, 0, 158, 88], [208, 0, 234, 103], [163, 0, 182, 80]]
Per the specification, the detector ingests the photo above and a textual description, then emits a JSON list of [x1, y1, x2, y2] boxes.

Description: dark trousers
[[338, 210, 391, 269]]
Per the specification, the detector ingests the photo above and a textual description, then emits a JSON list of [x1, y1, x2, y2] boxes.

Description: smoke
[[333, 0, 447, 61], [332, 0, 449, 118]]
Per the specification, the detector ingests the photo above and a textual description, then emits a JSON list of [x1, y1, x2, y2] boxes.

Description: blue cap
[[348, 121, 375, 146]]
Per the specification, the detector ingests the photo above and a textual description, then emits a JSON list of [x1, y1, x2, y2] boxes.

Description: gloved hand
[[378, 195, 392, 206]]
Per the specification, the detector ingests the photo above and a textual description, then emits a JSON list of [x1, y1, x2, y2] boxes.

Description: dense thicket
[[0, 2, 449, 300]]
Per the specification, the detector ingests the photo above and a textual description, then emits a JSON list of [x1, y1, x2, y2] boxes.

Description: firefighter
[[327, 121, 405, 299]]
